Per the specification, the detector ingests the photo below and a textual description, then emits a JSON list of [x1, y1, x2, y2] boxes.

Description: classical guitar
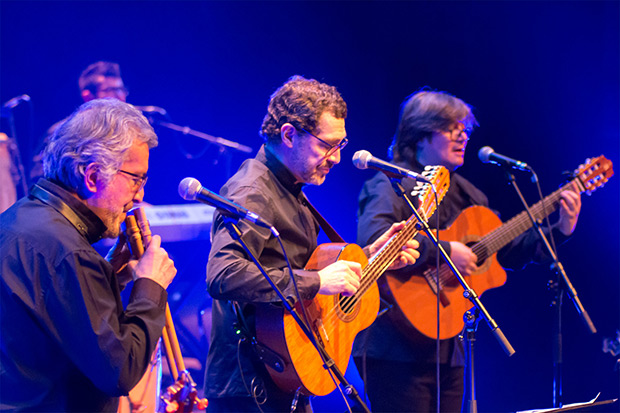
[[382, 155, 614, 341], [255, 165, 450, 396]]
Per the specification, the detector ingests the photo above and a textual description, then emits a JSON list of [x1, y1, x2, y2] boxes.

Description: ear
[[83, 163, 100, 195], [81, 89, 95, 103], [417, 132, 434, 149], [280, 123, 297, 149]]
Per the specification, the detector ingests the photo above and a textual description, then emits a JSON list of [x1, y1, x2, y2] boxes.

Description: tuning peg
[[196, 398, 209, 410], [164, 400, 179, 413]]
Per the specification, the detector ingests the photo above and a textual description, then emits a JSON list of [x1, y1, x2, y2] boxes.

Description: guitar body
[[256, 243, 377, 396], [253, 165, 452, 396], [383, 205, 506, 340]]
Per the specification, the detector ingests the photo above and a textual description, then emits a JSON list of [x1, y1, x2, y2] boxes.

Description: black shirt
[[205, 146, 322, 401], [0, 179, 167, 411]]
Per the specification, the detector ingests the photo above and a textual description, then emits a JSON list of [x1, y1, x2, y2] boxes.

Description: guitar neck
[[360, 213, 422, 293], [357, 167, 450, 295], [475, 178, 581, 257]]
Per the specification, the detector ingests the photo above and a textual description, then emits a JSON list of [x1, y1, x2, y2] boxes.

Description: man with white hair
[[0, 98, 177, 411]]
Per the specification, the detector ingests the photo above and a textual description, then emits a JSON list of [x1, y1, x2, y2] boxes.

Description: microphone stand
[[147, 118, 253, 154], [502, 170, 596, 408], [4, 108, 28, 197], [390, 179, 515, 413], [221, 217, 371, 413]]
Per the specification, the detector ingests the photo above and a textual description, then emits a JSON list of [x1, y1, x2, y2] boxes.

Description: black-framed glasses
[[301, 128, 349, 158], [98, 86, 129, 97], [448, 126, 473, 142], [118, 169, 148, 192]]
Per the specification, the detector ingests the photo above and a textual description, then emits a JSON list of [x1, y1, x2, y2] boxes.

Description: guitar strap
[[300, 193, 345, 243], [30, 184, 90, 239]]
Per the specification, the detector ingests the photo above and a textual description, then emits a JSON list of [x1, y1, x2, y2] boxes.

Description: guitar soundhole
[[461, 235, 486, 268], [473, 244, 489, 267], [334, 294, 360, 322]]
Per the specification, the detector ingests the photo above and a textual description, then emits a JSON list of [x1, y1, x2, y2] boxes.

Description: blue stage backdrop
[[1, 1, 618, 411]]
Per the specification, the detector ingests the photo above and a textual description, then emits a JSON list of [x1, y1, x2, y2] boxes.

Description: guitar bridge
[[424, 269, 450, 307], [315, 318, 330, 343]]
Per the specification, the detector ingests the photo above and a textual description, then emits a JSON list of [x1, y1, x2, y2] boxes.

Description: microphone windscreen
[[178, 177, 202, 200], [352, 150, 372, 169], [478, 146, 494, 162]]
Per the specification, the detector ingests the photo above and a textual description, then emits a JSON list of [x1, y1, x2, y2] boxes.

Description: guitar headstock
[[411, 165, 450, 219], [574, 155, 614, 195]]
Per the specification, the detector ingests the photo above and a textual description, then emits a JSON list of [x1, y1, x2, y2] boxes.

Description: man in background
[[30, 61, 129, 182]]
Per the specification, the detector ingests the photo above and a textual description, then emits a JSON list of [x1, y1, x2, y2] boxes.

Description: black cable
[[435, 189, 441, 413], [236, 338, 266, 412]]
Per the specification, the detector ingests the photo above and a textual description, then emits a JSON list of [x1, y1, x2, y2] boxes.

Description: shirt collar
[[259, 145, 304, 196]]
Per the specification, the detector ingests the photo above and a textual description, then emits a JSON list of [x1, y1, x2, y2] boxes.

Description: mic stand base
[[550, 277, 564, 408], [462, 309, 481, 413]]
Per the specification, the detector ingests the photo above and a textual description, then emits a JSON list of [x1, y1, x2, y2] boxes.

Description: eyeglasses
[[301, 128, 349, 158], [117, 169, 148, 192], [448, 126, 473, 142], [98, 86, 129, 97]]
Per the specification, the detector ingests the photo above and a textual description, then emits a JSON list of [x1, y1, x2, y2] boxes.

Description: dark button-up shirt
[[0, 179, 167, 412], [205, 146, 322, 401]]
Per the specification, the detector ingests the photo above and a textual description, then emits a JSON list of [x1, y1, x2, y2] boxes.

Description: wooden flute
[[124, 208, 207, 411]]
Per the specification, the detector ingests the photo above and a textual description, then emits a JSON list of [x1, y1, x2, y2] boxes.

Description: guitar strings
[[430, 182, 572, 294], [472, 185, 567, 261], [330, 172, 448, 319], [321, 196, 435, 324], [321, 216, 420, 324]]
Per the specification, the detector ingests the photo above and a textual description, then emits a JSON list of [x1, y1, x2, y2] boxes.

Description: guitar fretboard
[[473, 179, 579, 261]]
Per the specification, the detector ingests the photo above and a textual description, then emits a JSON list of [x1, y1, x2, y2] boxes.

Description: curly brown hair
[[260, 75, 347, 143]]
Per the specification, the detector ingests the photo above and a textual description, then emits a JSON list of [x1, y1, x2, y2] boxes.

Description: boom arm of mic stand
[[391, 179, 515, 356], [150, 118, 253, 154], [504, 171, 596, 334], [221, 217, 371, 413]]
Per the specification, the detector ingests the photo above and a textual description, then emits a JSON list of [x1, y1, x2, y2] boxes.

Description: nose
[[328, 147, 341, 164], [458, 130, 471, 142], [133, 187, 145, 203]]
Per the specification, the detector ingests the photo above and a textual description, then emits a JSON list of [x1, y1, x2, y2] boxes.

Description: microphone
[[3, 94, 31, 109], [478, 146, 531, 171], [134, 105, 167, 116], [352, 150, 431, 183], [178, 177, 274, 230]]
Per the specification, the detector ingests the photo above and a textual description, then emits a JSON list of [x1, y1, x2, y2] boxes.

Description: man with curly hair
[[204, 76, 420, 412]]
